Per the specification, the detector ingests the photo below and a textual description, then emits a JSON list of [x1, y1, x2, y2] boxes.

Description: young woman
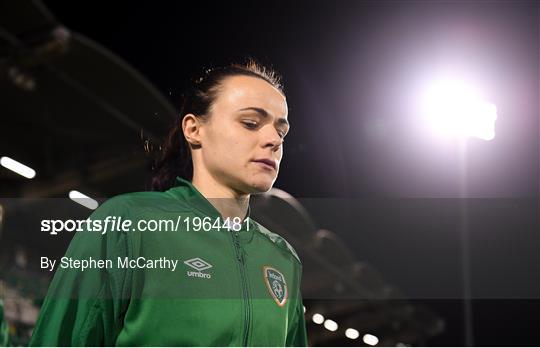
[[30, 60, 308, 346]]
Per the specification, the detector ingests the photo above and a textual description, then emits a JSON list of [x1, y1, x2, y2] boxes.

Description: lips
[[253, 159, 277, 170]]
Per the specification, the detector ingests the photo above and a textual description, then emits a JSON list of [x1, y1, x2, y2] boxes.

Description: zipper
[[232, 231, 251, 346]]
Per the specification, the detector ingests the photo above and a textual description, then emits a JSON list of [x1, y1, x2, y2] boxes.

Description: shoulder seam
[[253, 220, 302, 265]]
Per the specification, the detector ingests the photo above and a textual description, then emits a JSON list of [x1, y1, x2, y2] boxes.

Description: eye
[[242, 120, 287, 139], [242, 121, 259, 129]]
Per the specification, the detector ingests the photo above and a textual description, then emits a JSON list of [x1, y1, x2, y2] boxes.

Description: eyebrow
[[238, 107, 289, 128]]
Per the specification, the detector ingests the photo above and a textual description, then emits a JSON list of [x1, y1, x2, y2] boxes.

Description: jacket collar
[[168, 176, 255, 233]]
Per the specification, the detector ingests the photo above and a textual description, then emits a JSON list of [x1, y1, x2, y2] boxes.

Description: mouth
[[252, 159, 277, 171]]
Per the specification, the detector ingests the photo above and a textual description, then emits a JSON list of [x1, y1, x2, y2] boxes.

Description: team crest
[[263, 266, 288, 307]]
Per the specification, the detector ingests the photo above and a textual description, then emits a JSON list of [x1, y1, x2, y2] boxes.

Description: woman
[[30, 60, 308, 346]]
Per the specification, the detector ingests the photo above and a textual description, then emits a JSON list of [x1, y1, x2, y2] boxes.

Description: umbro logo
[[184, 257, 213, 279]]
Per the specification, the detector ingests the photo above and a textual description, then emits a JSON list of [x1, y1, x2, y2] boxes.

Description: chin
[[246, 178, 275, 193]]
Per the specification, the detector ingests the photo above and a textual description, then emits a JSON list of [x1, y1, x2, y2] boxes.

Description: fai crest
[[263, 266, 288, 307]]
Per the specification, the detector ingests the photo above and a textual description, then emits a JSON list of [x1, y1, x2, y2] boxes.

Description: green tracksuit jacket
[[0, 299, 8, 347], [30, 177, 308, 347]]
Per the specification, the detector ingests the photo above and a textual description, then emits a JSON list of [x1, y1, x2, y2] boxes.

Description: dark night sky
[[43, 0, 539, 198], [13, 1, 540, 345]]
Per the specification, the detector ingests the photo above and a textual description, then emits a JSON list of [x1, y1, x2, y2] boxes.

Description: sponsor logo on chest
[[184, 257, 213, 279]]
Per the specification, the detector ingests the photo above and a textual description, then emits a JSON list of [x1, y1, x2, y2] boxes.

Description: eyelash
[[242, 121, 258, 129], [242, 121, 287, 139]]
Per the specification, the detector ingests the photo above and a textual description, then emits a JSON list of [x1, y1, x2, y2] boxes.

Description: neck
[[191, 168, 250, 221]]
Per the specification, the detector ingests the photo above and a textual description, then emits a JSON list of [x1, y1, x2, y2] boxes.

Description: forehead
[[212, 75, 288, 118]]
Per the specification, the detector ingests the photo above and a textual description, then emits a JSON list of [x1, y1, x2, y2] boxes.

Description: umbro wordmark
[[184, 257, 213, 279]]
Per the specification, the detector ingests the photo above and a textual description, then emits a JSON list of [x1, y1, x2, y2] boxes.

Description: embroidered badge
[[263, 266, 288, 307]]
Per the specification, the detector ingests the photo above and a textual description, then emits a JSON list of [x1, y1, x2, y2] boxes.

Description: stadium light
[[0, 156, 36, 179], [69, 190, 99, 210], [323, 319, 338, 332], [363, 333, 379, 346], [312, 313, 324, 324], [345, 328, 360, 339], [419, 76, 497, 141]]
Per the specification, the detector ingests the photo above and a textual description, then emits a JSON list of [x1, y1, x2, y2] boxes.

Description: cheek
[[207, 123, 233, 148], [208, 130, 254, 164]]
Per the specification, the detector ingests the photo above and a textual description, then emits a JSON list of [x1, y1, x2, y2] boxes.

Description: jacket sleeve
[[29, 197, 132, 347], [285, 294, 308, 347], [286, 265, 308, 347]]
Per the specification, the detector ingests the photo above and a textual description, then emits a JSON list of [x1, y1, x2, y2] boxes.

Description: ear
[[182, 113, 202, 146]]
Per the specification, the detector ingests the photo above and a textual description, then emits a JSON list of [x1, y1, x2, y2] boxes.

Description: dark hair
[[149, 59, 284, 191]]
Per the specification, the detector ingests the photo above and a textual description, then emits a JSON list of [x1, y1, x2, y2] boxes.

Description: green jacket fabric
[[0, 299, 8, 347], [30, 177, 308, 347]]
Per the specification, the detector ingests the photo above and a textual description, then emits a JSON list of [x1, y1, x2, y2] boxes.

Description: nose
[[263, 128, 284, 150]]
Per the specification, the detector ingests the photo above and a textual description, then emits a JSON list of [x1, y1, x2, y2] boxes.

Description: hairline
[[206, 73, 286, 117]]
